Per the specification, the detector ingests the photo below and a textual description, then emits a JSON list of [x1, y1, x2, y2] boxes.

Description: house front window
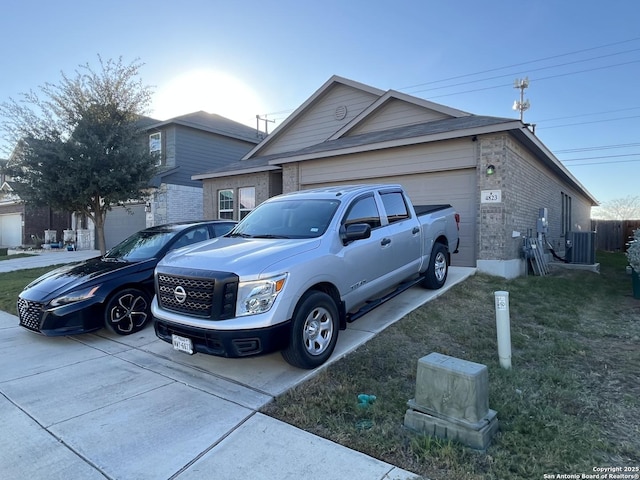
[[149, 132, 162, 165], [239, 187, 256, 219], [219, 189, 234, 219]]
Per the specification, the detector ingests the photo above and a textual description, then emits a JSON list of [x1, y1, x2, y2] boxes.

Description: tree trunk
[[92, 199, 108, 255]]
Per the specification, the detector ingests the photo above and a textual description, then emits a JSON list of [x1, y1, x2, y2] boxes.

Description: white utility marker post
[[494, 291, 512, 369]]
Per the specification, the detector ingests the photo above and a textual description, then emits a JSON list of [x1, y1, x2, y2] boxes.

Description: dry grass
[[262, 252, 640, 479]]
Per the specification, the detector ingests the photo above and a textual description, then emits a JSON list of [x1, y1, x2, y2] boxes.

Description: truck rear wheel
[[281, 291, 339, 369], [422, 243, 449, 289]]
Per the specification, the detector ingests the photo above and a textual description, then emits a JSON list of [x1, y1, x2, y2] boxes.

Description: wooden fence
[[591, 220, 640, 252]]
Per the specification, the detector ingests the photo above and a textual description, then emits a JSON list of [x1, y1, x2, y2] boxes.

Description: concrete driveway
[[0, 260, 474, 480]]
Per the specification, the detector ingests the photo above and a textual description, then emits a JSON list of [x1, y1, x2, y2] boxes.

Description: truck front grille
[[156, 270, 238, 320], [17, 298, 43, 332]]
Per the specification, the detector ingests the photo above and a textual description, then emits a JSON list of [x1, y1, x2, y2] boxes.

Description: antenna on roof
[[512, 77, 530, 123], [256, 114, 275, 139]]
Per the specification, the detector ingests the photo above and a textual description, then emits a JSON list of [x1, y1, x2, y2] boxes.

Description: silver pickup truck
[[152, 184, 459, 369]]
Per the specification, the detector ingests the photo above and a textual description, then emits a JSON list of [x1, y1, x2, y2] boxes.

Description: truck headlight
[[236, 274, 287, 316]]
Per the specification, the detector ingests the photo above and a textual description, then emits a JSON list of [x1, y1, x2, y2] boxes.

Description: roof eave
[[192, 165, 281, 181], [270, 121, 522, 165], [512, 128, 599, 205]]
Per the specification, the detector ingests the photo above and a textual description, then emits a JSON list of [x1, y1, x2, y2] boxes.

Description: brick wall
[[151, 183, 204, 224], [282, 164, 300, 193], [477, 134, 593, 261], [202, 172, 273, 220]]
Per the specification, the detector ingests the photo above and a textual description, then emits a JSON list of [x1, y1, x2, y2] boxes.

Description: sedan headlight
[[50, 285, 100, 307], [236, 274, 287, 316]]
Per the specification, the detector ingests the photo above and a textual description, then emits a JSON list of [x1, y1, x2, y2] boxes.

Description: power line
[[536, 114, 640, 130], [404, 47, 640, 94], [560, 153, 640, 162], [536, 107, 640, 123], [399, 36, 640, 90], [555, 142, 640, 153], [425, 59, 640, 100], [563, 158, 640, 167]]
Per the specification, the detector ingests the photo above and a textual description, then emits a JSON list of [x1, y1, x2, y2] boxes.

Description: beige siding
[[347, 99, 449, 136], [260, 84, 379, 156], [298, 139, 475, 185]]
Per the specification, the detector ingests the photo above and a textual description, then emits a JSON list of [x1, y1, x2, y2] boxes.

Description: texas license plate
[[172, 334, 194, 354]]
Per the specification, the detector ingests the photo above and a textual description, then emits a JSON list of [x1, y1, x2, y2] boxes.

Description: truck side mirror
[[340, 223, 371, 245]]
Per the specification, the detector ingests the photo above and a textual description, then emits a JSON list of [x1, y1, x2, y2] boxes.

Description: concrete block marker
[[404, 352, 498, 450]]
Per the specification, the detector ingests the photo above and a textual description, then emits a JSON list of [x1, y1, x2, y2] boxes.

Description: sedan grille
[[17, 298, 43, 332]]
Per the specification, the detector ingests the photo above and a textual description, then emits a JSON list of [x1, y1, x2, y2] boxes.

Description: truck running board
[[346, 275, 424, 323]]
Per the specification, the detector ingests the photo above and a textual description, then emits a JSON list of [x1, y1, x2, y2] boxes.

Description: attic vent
[[335, 105, 347, 121]]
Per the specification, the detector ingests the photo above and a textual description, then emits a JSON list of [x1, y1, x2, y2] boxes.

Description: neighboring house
[[103, 111, 262, 249], [194, 75, 598, 278], [0, 158, 71, 248]]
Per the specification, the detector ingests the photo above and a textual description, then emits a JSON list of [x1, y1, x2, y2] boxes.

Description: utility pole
[[256, 115, 275, 137], [512, 77, 530, 122]]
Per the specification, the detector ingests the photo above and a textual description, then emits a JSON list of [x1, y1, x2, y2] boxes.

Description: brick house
[[193, 76, 597, 278]]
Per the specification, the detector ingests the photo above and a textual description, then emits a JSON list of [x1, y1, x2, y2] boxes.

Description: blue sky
[[2, 0, 639, 206]]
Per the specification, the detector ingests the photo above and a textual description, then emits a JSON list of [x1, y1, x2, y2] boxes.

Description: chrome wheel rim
[[108, 293, 148, 334], [302, 306, 334, 356], [434, 252, 447, 282]]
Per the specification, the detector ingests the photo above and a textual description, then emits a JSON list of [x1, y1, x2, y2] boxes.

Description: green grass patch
[[0, 265, 67, 315], [262, 252, 640, 479]]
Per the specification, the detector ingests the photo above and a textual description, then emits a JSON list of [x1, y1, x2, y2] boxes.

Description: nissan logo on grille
[[174, 286, 187, 304]]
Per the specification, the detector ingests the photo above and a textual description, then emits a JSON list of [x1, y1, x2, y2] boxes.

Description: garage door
[[0, 213, 22, 247], [104, 204, 146, 250], [301, 169, 476, 267]]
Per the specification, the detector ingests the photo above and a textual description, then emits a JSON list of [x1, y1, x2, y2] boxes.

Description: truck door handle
[[412, 227, 420, 234], [381, 238, 391, 246]]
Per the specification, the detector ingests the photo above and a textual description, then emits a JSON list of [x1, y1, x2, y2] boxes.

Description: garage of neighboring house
[[0, 212, 22, 247], [195, 75, 598, 278], [103, 203, 147, 250]]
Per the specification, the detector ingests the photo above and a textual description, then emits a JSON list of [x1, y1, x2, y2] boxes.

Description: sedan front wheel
[[104, 288, 151, 335]]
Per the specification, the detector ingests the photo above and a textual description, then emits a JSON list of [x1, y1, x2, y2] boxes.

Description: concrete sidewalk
[[0, 252, 475, 480], [0, 249, 101, 273]]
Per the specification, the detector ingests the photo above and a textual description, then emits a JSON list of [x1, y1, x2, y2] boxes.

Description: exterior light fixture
[[486, 164, 496, 176]]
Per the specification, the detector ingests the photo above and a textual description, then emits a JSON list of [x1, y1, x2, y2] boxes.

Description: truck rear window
[[380, 191, 410, 224]]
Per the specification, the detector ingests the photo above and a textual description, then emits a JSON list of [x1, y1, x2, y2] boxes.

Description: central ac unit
[[565, 231, 596, 264]]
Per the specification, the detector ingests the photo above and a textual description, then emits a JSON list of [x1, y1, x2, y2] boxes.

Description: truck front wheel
[[422, 243, 449, 289], [281, 291, 339, 369]]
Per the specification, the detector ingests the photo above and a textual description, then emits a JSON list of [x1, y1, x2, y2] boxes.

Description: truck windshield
[[229, 199, 340, 239]]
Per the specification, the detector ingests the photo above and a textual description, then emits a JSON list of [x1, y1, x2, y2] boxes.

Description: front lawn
[[262, 252, 639, 479]]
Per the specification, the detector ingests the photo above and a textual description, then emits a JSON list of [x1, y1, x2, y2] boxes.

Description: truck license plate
[[172, 334, 194, 354]]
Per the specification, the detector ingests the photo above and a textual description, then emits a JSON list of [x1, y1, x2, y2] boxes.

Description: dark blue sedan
[[17, 220, 235, 336]]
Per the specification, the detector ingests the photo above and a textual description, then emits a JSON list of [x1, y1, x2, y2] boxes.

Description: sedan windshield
[[105, 230, 175, 261], [229, 199, 340, 239]]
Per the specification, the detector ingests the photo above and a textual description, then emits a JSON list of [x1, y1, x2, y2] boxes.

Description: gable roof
[[193, 115, 517, 178], [272, 115, 516, 163], [242, 75, 386, 160], [328, 89, 471, 140], [145, 111, 261, 144], [193, 75, 598, 205]]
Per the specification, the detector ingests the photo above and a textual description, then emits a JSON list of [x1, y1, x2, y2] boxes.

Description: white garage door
[[301, 169, 476, 267], [0, 213, 23, 247]]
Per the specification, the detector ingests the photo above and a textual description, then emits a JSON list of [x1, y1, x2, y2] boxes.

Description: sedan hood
[[158, 237, 321, 277], [22, 257, 155, 301]]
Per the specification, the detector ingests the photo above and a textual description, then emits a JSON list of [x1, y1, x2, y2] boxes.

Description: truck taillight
[[454, 213, 460, 230]]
